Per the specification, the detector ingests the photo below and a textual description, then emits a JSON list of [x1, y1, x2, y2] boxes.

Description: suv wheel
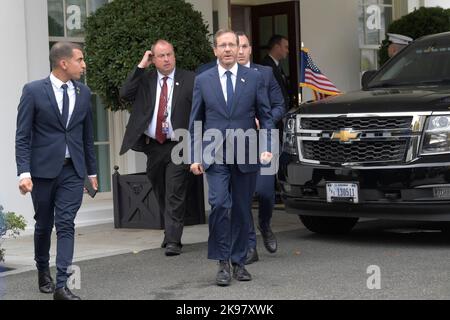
[[299, 215, 359, 235]]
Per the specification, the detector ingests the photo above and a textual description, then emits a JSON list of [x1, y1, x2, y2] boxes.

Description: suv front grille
[[296, 114, 425, 166], [302, 140, 408, 163], [300, 117, 412, 130]]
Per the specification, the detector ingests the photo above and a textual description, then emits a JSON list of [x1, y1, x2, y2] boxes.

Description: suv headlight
[[421, 115, 450, 154], [282, 115, 298, 155]]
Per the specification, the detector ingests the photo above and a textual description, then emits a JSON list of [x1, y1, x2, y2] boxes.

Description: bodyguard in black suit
[[15, 42, 98, 300], [261, 34, 290, 109], [120, 40, 195, 256]]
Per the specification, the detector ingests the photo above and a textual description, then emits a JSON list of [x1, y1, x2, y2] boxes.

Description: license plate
[[326, 182, 359, 203]]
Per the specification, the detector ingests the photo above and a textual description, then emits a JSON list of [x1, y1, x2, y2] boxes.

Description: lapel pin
[[175, 82, 180, 86], [241, 78, 245, 83]]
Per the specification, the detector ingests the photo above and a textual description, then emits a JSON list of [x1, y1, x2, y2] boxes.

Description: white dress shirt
[[269, 54, 280, 66], [146, 69, 176, 140], [218, 63, 238, 104]]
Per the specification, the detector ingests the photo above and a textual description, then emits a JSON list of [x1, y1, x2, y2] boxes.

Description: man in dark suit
[[120, 40, 195, 256], [15, 42, 98, 300], [190, 30, 274, 286], [236, 32, 286, 264], [261, 34, 290, 109]]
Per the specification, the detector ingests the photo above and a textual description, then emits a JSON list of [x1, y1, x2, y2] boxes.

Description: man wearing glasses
[[190, 30, 274, 286]]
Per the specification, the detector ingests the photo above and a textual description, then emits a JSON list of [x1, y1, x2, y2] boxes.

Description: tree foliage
[[379, 7, 450, 65], [84, 0, 214, 111]]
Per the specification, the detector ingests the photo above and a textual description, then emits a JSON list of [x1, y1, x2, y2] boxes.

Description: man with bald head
[[120, 40, 195, 256]]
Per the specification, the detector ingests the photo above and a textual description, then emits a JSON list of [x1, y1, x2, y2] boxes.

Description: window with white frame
[[48, 0, 112, 193], [358, 0, 394, 72]]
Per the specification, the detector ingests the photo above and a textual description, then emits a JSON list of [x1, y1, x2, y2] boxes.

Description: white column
[[213, 0, 230, 30], [25, 0, 50, 81], [187, 0, 214, 35], [0, 0, 38, 230]]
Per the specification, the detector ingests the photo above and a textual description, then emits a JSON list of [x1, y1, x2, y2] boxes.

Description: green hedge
[[379, 7, 450, 65], [84, 0, 214, 111]]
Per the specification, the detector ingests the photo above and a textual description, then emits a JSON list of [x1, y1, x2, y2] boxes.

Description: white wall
[[213, 0, 231, 30], [25, 0, 51, 80], [0, 0, 40, 227], [300, 0, 361, 100], [425, 0, 450, 8]]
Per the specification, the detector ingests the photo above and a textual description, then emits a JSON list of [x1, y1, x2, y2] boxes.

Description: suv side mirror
[[361, 70, 377, 89]]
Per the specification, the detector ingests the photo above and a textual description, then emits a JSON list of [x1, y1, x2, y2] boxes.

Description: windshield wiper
[[367, 82, 411, 89], [415, 79, 450, 85]]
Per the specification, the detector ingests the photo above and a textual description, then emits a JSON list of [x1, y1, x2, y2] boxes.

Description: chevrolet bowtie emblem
[[332, 129, 360, 143]]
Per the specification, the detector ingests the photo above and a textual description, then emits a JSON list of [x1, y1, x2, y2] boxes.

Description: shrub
[[379, 7, 450, 65], [84, 0, 214, 111], [0, 206, 26, 263]]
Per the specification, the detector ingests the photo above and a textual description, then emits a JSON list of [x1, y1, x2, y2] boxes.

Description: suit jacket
[[15, 77, 97, 179], [261, 55, 290, 108], [250, 63, 286, 124], [189, 64, 275, 173], [119, 67, 195, 155], [195, 60, 217, 75]]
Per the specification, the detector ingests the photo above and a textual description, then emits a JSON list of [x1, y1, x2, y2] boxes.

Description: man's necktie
[[61, 84, 69, 127], [155, 76, 168, 144], [225, 71, 234, 109]]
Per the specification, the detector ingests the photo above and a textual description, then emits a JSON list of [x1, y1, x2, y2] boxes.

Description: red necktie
[[155, 77, 168, 144]]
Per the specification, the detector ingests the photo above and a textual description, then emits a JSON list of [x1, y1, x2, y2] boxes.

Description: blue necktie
[[225, 71, 234, 109], [61, 84, 69, 127]]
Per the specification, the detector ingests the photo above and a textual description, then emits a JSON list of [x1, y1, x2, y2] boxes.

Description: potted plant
[[0, 205, 26, 264]]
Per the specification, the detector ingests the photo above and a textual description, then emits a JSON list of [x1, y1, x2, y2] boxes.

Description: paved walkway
[[0, 207, 299, 276]]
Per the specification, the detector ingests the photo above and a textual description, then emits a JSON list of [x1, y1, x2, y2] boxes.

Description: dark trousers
[[144, 139, 189, 246], [206, 164, 256, 266], [31, 162, 84, 289], [248, 169, 275, 249]]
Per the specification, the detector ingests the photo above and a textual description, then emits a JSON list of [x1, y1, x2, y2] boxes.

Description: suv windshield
[[368, 36, 450, 88]]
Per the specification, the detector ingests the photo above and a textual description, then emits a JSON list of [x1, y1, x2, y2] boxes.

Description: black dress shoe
[[245, 248, 259, 265], [53, 287, 81, 300], [38, 269, 55, 294], [165, 243, 181, 256], [232, 264, 252, 281], [258, 226, 277, 253], [216, 260, 231, 286]]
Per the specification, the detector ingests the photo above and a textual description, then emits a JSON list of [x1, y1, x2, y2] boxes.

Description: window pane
[[66, 0, 86, 38], [361, 48, 378, 72], [95, 145, 111, 192], [91, 94, 109, 142], [259, 16, 272, 49], [274, 14, 289, 76], [88, 0, 108, 14], [48, 0, 64, 37]]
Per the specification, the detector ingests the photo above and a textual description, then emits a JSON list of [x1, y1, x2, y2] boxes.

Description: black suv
[[279, 31, 450, 234]]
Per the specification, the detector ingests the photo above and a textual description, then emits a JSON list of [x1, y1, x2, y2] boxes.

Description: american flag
[[300, 48, 341, 100]]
